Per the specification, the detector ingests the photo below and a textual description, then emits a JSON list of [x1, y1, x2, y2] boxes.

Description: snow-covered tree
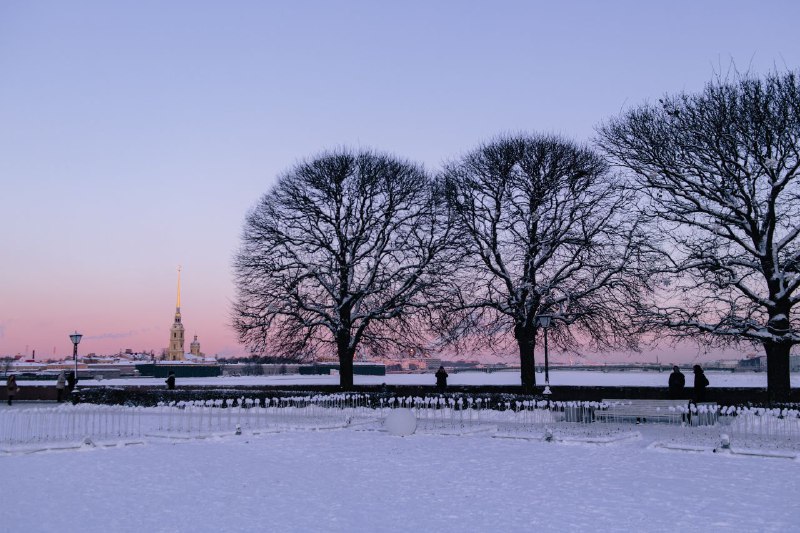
[[598, 72, 800, 403], [233, 149, 453, 389], [442, 134, 648, 392]]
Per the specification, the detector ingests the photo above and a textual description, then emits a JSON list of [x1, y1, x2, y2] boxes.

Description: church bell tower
[[167, 266, 186, 361]]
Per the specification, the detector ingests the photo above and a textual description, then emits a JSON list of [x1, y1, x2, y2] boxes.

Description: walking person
[[692, 365, 709, 403], [165, 371, 176, 390], [6, 375, 19, 406], [435, 366, 448, 391], [668, 366, 685, 399], [56, 371, 66, 402], [66, 371, 76, 393]]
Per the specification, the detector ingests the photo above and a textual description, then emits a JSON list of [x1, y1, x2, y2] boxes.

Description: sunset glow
[[2, 2, 798, 361]]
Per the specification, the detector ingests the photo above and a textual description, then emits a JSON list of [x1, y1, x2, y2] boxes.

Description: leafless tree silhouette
[[598, 72, 800, 403], [443, 134, 648, 392], [233, 149, 454, 388]]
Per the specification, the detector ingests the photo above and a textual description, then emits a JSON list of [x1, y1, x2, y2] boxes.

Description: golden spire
[[176, 265, 182, 309]]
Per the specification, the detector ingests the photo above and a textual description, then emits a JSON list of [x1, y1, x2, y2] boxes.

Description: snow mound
[[385, 408, 416, 436]]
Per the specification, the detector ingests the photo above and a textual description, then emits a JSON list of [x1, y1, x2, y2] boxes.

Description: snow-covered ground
[[66, 369, 800, 388], [5, 371, 798, 530], [3, 424, 798, 532]]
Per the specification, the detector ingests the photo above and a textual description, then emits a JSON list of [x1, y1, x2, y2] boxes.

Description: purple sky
[[1, 1, 797, 361]]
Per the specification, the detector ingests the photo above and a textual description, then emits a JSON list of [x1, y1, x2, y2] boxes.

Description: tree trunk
[[515, 325, 536, 393], [336, 328, 355, 390], [764, 341, 791, 404], [339, 354, 354, 390]]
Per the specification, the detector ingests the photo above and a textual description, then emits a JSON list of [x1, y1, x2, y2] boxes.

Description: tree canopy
[[443, 134, 647, 390], [233, 149, 453, 388]]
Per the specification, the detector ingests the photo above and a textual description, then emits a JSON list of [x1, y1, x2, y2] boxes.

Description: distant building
[[426, 358, 442, 370], [738, 355, 766, 371], [190, 335, 203, 357], [706, 359, 739, 369], [737, 354, 800, 372]]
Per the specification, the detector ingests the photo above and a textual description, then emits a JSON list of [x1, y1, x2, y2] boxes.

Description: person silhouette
[[56, 371, 66, 402], [6, 375, 19, 405], [692, 365, 709, 403], [668, 366, 685, 399], [435, 366, 448, 391], [165, 371, 176, 390]]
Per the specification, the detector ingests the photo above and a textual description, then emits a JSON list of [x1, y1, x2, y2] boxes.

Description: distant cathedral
[[166, 266, 204, 361], [166, 266, 186, 360]]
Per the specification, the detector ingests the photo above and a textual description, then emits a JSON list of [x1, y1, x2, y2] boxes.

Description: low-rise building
[[737, 354, 800, 372]]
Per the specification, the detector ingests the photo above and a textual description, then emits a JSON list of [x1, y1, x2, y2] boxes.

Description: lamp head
[[536, 314, 553, 328], [70, 332, 83, 346]]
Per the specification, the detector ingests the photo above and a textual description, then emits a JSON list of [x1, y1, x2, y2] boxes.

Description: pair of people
[[8, 372, 74, 405], [668, 365, 709, 402], [55, 371, 77, 401]]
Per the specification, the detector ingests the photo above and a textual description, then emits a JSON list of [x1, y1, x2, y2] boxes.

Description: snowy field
[[67, 369, 800, 388], [3, 424, 799, 532]]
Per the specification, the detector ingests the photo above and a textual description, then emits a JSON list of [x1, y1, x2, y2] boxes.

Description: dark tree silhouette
[[233, 149, 452, 389], [598, 72, 800, 403], [443, 134, 648, 392]]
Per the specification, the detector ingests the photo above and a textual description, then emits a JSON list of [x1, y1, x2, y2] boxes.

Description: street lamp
[[535, 315, 553, 395], [70, 331, 82, 388]]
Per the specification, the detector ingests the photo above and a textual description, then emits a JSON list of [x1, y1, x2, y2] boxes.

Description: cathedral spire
[[167, 265, 186, 361], [176, 265, 181, 310]]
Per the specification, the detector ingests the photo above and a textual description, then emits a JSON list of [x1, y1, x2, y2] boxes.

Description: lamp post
[[535, 315, 552, 395], [70, 331, 82, 387]]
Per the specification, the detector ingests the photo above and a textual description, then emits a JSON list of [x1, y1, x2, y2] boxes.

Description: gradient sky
[[1, 1, 798, 361]]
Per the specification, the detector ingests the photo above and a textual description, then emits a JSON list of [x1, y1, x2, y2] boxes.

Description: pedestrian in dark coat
[[165, 371, 176, 390], [66, 371, 77, 393], [668, 366, 685, 399], [435, 366, 448, 390], [6, 375, 19, 406], [693, 365, 709, 402]]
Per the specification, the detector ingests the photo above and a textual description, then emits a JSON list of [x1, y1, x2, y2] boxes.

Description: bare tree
[[233, 149, 452, 389], [598, 72, 800, 403], [443, 134, 647, 392]]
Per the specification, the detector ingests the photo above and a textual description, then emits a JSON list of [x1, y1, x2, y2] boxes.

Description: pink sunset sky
[[1, 2, 797, 362]]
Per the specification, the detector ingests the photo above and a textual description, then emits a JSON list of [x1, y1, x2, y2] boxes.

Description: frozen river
[[58, 369, 800, 388]]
